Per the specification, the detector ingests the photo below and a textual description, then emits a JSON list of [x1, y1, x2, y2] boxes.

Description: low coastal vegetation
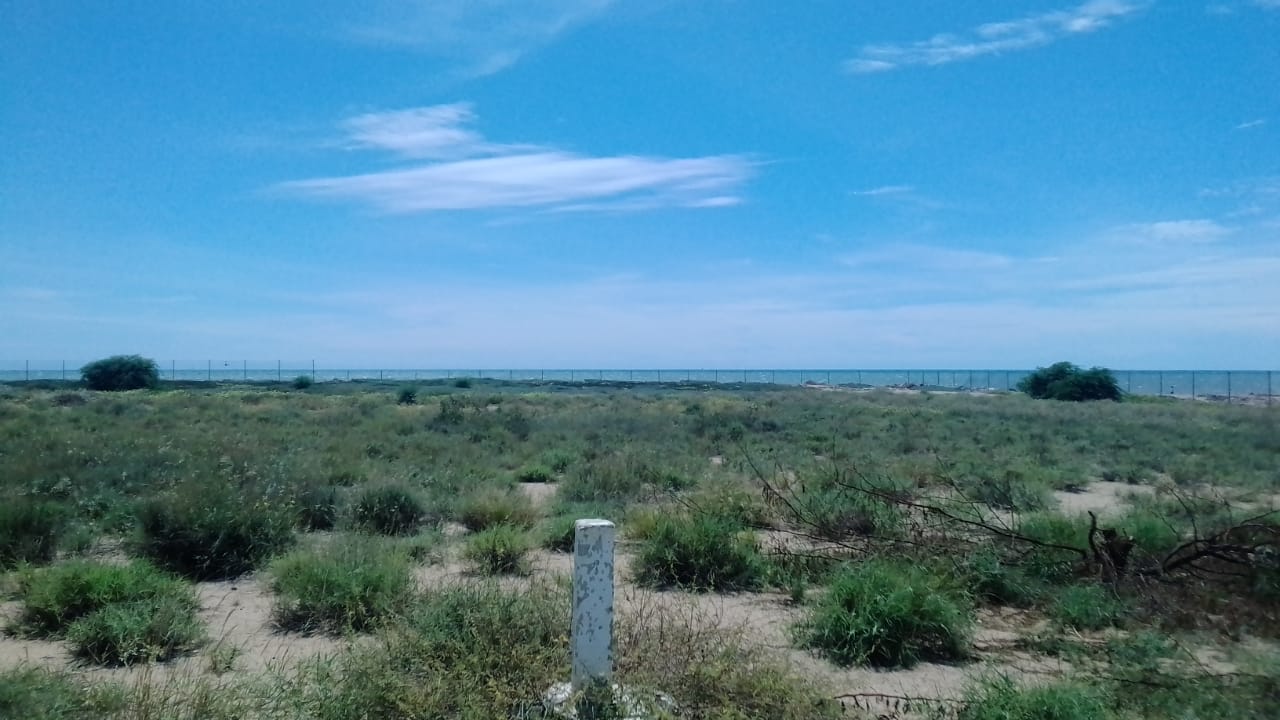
[[0, 374, 1276, 718]]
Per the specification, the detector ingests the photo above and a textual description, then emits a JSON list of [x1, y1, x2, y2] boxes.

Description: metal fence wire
[[2, 363, 1275, 405]]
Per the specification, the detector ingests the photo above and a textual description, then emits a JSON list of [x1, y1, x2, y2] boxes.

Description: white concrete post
[[571, 519, 615, 691]]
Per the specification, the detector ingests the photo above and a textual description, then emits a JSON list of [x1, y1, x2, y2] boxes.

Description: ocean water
[[0, 365, 1274, 399]]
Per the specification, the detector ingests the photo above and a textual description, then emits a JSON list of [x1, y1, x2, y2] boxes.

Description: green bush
[[1050, 584, 1127, 630], [463, 524, 531, 575], [351, 484, 427, 536], [0, 496, 66, 568], [292, 375, 314, 390], [396, 386, 417, 405], [633, 514, 765, 592], [0, 667, 121, 719], [295, 483, 339, 531], [1015, 512, 1089, 585], [66, 595, 204, 665], [80, 355, 160, 391], [135, 484, 295, 580], [793, 559, 972, 668], [958, 676, 1111, 720], [301, 583, 568, 719], [15, 560, 203, 665], [800, 486, 903, 540], [539, 515, 578, 553], [962, 544, 1043, 607], [514, 464, 553, 483], [455, 487, 539, 532], [1017, 362, 1121, 402], [269, 537, 414, 634]]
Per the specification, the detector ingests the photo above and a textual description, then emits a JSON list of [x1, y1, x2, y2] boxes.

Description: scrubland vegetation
[[0, 377, 1277, 718]]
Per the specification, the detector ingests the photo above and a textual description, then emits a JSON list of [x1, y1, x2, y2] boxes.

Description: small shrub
[[80, 355, 160, 391], [16, 560, 202, 666], [304, 583, 568, 718], [515, 464, 553, 483], [396, 386, 417, 405], [456, 487, 539, 531], [135, 484, 295, 580], [0, 667, 121, 719], [351, 484, 426, 536], [633, 514, 765, 592], [292, 375, 314, 390], [958, 675, 1111, 720], [1016, 512, 1089, 585], [0, 497, 66, 568], [1050, 584, 1126, 630], [793, 559, 972, 668], [295, 484, 339, 531], [800, 487, 902, 539], [540, 448, 576, 474], [453, 377, 473, 388], [1017, 361, 1122, 402], [962, 544, 1043, 607], [269, 537, 414, 634], [66, 595, 205, 665], [463, 525, 531, 575], [539, 515, 578, 553]]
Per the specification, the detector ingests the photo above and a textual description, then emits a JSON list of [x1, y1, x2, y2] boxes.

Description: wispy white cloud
[[1110, 219, 1234, 246], [1253, 0, 1280, 9], [347, 0, 614, 77], [275, 104, 754, 213], [1234, 118, 1267, 130], [845, 1, 1148, 74], [851, 185, 915, 197]]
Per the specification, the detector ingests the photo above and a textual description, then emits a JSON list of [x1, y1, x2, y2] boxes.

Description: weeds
[[793, 558, 971, 668], [0, 496, 66, 567], [14, 560, 203, 665], [633, 513, 765, 592], [269, 536, 414, 634], [350, 484, 427, 536], [135, 483, 295, 580], [463, 524, 532, 575]]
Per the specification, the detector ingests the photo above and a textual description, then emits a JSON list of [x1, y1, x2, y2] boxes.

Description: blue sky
[[2, 0, 1278, 370]]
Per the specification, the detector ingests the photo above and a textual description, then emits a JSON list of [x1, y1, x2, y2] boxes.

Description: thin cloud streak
[[276, 104, 754, 213], [845, 1, 1147, 73], [347, 0, 615, 77]]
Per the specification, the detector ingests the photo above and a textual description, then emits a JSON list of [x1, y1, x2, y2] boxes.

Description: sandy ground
[[2, 477, 1269, 716]]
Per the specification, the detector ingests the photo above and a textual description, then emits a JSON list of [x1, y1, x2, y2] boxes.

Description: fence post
[[1228, 372, 1232, 402], [1269, 371, 1273, 407], [243, 360, 247, 381], [63, 361, 66, 381], [172, 360, 175, 381], [25, 360, 28, 381], [1191, 372, 1196, 400], [1159, 371, 1164, 396], [207, 360, 211, 381], [277, 360, 281, 382], [571, 519, 615, 691]]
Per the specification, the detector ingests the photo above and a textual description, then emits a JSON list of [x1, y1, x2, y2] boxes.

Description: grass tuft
[[269, 536, 414, 634], [633, 514, 765, 592]]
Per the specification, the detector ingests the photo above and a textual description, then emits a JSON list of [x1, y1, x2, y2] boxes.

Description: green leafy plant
[[80, 355, 160, 391], [515, 464, 553, 483], [135, 484, 295, 580], [15, 560, 203, 666], [396, 386, 417, 405], [294, 483, 340, 531], [958, 676, 1111, 720], [269, 536, 414, 634], [351, 484, 427, 536], [292, 375, 314, 390], [1050, 584, 1127, 630], [633, 514, 765, 592], [455, 487, 539, 532], [463, 524, 531, 575], [793, 559, 972, 668], [1017, 362, 1122, 402], [0, 496, 66, 568]]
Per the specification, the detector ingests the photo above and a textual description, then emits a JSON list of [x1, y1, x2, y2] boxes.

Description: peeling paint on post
[[572, 519, 615, 691]]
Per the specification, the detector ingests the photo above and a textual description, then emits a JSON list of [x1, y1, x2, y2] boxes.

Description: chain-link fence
[[2, 362, 1275, 404]]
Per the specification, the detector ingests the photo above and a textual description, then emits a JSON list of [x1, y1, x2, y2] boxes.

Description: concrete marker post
[[571, 519, 615, 692]]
